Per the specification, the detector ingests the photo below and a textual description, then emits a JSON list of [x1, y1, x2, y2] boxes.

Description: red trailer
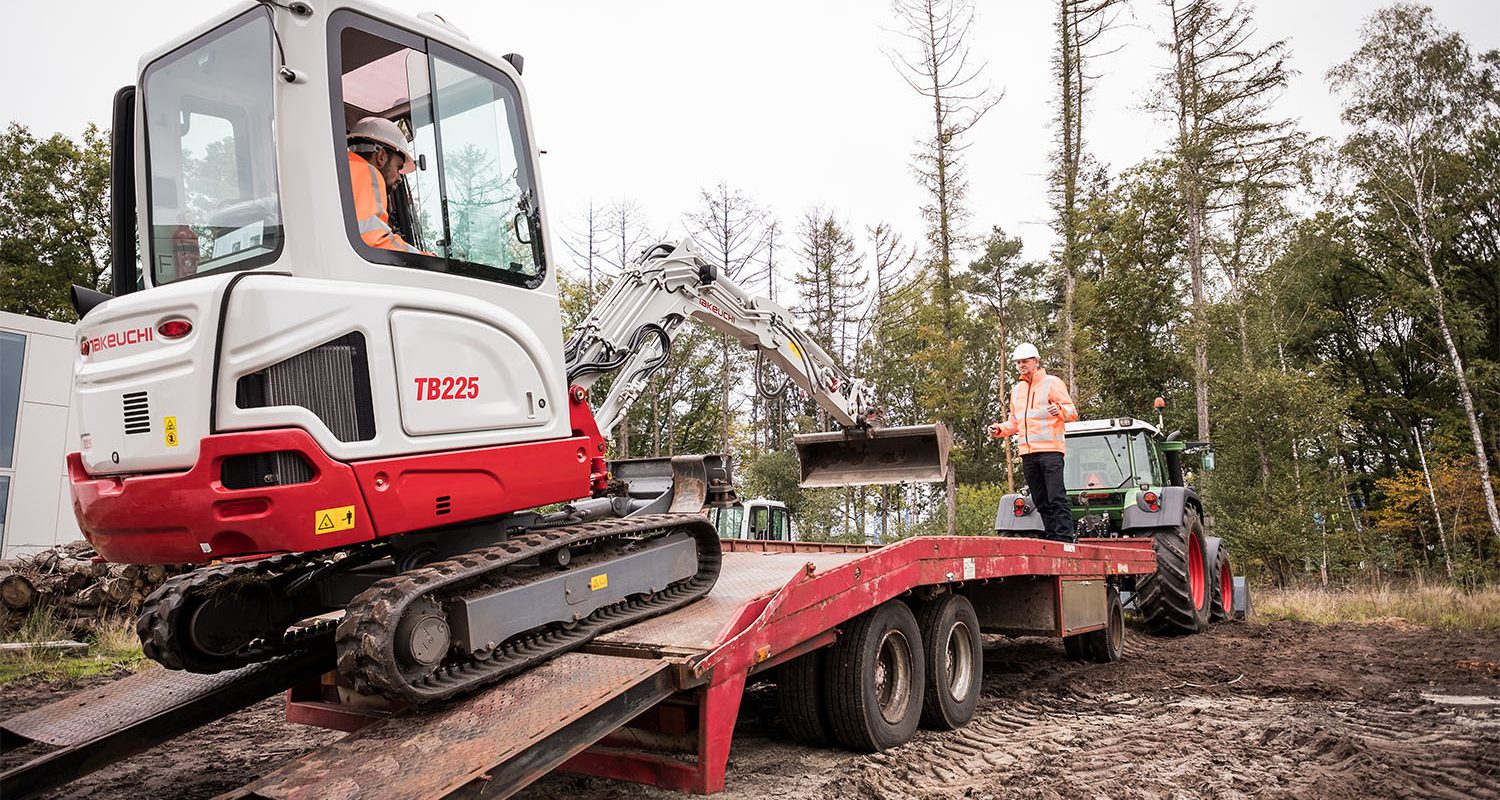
[[1, 535, 1154, 799]]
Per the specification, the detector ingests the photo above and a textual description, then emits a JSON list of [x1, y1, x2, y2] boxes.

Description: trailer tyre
[[777, 647, 832, 746], [1138, 507, 1210, 635], [1063, 633, 1087, 661], [826, 600, 926, 752], [1081, 586, 1124, 662], [1206, 537, 1233, 623], [916, 593, 982, 730]]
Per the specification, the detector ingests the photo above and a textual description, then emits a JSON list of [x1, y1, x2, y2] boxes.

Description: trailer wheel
[[826, 600, 926, 752], [1062, 634, 1087, 661], [1205, 537, 1233, 623], [1138, 507, 1210, 635], [916, 594, 982, 730], [1081, 586, 1124, 662], [777, 647, 832, 746]]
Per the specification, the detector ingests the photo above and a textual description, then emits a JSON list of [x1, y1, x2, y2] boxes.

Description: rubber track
[[1136, 508, 1203, 636], [336, 513, 721, 704], [138, 551, 343, 673]]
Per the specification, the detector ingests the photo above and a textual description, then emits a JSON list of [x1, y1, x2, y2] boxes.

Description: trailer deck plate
[[597, 552, 861, 651], [220, 652, 674, 800]]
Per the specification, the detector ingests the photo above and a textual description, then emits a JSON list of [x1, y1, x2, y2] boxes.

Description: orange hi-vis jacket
[[347, 151, 423, 254], [993, 368, 1079, 455]]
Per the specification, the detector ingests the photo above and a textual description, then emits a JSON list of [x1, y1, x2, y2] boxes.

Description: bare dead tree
[[889, 0, 1000, 535], [1052, 0, 1128, 391]]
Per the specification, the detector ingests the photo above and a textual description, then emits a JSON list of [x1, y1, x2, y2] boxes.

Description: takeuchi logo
[[87, 326, 154, 353]]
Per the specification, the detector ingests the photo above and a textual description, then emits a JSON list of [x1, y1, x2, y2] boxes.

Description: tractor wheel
[[777, 647, 832, 746], [826, 600, 926, 752], [1138, 507, 1211, 635], [1205, 537, 1234, 623], [1081, 586, 1124, 662], [916, 594, 982, 730]]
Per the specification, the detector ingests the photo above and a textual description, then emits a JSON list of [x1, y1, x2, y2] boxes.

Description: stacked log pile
[[0, 541, 185, 634]]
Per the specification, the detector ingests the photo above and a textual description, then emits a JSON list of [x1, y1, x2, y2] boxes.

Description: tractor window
[[1064, 434, 1134, 491], [713, 506, 743, 538], [331, 13, 544, 288], [143, 9, 282, 284], [769, 508, 789, 541], [749, 506, 770, 539], [1129, 432, 1158, 486]]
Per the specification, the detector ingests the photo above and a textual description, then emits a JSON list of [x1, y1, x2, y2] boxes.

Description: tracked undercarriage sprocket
[[335, 513, 721, 704]]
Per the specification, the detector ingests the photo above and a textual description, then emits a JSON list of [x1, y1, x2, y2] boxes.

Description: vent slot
[[435, 495, 452, 516], [123, 391, 150, 435], [221, 451, 315, 490], [236, 333, 376, 442]]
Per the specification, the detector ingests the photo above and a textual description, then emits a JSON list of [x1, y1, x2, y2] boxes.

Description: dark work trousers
[[1021, 452, 1075, 542]]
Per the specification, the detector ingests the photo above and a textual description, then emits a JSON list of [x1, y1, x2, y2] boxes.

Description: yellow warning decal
[[163, 416, 179, 448], [590, 574, 608, 591], [315, 506, 356, 535], [788, 339, 803, 361]]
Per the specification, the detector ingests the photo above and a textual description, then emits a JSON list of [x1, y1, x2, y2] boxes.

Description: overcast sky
[[5, 1, 1497, 274]]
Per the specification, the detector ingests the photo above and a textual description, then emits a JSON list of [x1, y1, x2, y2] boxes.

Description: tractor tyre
[[916, 593, 982, 730], [777, 647, 832, 746], [1081, 586, 1124, 663], [1205, 537, 1234, 623], [826, 600, 926, 752], [1138, 507, 1211, 635]]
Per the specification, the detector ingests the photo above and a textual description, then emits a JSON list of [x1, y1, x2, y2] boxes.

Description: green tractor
[[995, 417, 1235, 636]]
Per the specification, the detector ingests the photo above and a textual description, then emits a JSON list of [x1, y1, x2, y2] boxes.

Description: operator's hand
[[988, 423, 1003, 438], [1047, 402, 1062, 417]]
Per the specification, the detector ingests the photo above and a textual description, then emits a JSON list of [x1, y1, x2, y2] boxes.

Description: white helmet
[[348, 117, 416, 174], [1011, 342, 1040, 361]]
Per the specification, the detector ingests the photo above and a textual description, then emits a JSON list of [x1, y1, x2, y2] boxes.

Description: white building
[[0, 310, 82, 559]]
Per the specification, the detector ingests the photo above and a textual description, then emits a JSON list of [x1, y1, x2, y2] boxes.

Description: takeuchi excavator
[[66, 0, 950, 704]]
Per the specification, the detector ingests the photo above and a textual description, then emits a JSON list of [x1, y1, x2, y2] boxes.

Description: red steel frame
[[284, 534, 1155, 795]]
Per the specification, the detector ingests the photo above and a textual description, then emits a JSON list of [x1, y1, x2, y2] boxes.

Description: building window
[[0, 331, 23, 470]]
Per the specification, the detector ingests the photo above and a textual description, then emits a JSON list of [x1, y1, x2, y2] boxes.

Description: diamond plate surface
[[597, 551, 861, 651], [2, 659, 291, 747], [226, 652, 668, 800]]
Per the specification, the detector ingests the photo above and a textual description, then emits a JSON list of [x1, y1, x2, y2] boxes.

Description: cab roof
[[1064, 418, 1160, 436]]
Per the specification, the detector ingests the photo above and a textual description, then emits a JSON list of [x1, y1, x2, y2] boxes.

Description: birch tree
[[1329, 2, 1500, 543]]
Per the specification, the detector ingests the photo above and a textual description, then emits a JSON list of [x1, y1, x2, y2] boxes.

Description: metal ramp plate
[[220, 652, 675, 800], [2, 647, 332, 800], [598, 551, 861, 652]]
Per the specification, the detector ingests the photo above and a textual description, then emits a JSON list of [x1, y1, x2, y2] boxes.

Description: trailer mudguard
[[993, 493, 1045, 534], [1120, 485, 1199, 531]]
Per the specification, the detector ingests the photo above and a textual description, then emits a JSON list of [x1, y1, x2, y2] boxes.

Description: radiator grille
[[122, 391, 150, 435], [236, 333, 375, 443], [221, 451, 315, 489]]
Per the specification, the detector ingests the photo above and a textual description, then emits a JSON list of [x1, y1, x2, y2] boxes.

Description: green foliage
[[0, 123, 111, 320]]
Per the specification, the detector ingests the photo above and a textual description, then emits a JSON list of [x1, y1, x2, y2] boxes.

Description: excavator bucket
[[794, 423, 953, 488]]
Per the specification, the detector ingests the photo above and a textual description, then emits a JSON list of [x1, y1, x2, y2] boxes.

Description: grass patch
[[0, 606, 153, 685], [1255, 584, 1500, 631]]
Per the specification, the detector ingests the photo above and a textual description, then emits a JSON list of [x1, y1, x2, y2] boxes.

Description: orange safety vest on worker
[[347, 151, 423, 254], [994, 368, 1079, 455]]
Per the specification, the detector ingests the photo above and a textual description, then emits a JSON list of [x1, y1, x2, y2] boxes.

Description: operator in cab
[[346, 117, 426, 255], [989, 343, 1080, 543]]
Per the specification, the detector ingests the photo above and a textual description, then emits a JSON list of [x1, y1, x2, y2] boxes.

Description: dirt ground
[[3, 619, 1497, 799]]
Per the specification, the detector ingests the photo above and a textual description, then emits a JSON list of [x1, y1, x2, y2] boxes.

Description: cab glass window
[[749, 506, 769, 539], [713, 506, 743, 538], [333, 14, 544, 288], [769, 508, 789, 541], [143, 10, 282, 284]]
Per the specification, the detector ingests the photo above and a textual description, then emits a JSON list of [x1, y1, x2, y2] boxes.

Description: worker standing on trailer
[[989, 343, 1079, 542], [346, 117, 426, 254]]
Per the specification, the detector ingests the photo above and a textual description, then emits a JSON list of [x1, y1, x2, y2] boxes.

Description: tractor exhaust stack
[[793, 423, 952, 488]]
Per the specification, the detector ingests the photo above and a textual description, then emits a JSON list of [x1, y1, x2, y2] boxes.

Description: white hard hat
[[1011, 342, 1040, 361], [348, 117, 416, 174]]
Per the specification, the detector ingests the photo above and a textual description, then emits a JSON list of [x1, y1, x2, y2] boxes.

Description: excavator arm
[[565, 240, 950, 488]]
